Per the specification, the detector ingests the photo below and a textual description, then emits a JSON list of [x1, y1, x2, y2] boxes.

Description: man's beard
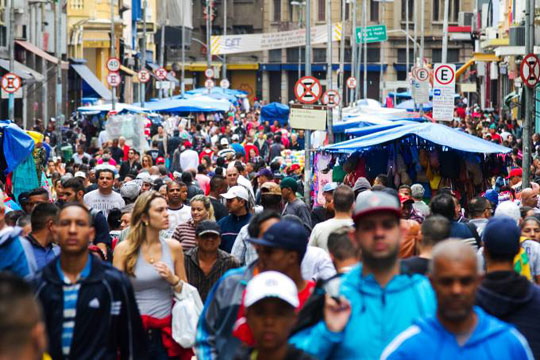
[[361, 244, 399, 271]]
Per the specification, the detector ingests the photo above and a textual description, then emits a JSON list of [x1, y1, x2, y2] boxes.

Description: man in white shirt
[[72, 145, 91, 165], [310, 184, 355, 252], [83, 167, 125, 218], [179, 141, 199, 172], [164, 180, 191, 238]]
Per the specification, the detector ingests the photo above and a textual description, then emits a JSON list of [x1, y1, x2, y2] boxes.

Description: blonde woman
[[172, 194, 215, 251], [113, 191, 190, 359], [141, 154, 153, 171]]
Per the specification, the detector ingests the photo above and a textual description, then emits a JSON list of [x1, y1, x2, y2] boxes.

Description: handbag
[[171, 282, 204, 348]]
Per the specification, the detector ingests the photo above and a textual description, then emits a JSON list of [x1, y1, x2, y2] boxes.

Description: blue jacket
[[218, 213, 252, 253], [0, 226, 30, 277], [290, 264, 436, 360], [381, 307, 534, 360]]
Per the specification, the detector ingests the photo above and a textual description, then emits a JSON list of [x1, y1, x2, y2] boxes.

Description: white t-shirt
[[309, 218, 354, 252], [165, 205, 192, 238], [83, 190, 125, 218], [179, 149, 199, 171]]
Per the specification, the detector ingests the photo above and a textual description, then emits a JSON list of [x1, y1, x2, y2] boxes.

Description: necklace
[[149, 257, 155, 264]]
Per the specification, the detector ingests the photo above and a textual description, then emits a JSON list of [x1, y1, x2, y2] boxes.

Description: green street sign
[[355, 25, 388, 43]]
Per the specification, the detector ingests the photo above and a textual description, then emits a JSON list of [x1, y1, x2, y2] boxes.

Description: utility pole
[[110, 0, 117, 109], [41, 2, 47, 126], [141, 0, 147, 108], [222, 0, 227, 80], [351, 0, 357, 102], [206, 0, 212, 69], [362, 0, 367, 99], [338, 0, 345, 119], [7, 0, 14, 122], [55, 0, 63, 141], [405, 0, 409, 76], [523, 0, 534, 188], [379, 3, 384, 103], [418, 0, 424, 116], [326, 0, 333, 142], [159, 10, 166, 99], [181, 0, 186, 94], [304, 0, 312, 207], [441, 0, 449, 63]]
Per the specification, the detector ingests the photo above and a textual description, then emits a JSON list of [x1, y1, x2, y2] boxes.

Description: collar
[[27, 234, 52, 250], [56, 254, 92, 285]]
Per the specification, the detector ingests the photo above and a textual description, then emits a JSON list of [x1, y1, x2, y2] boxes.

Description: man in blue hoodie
[[381, 239, 534, 360], [0, 191, 30, 277], [290, 191, 436, 360]]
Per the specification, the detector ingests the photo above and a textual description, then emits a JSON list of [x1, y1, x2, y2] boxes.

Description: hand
[[324, 295, 351, 333], [153, 262, 177, 285], [96, 243, 108, 260]]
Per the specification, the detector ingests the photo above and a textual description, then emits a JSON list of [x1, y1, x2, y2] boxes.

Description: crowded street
[[1, 0, 540, 359]]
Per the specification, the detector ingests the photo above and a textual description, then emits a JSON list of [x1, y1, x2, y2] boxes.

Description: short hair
[[107, 208, 122, 230], [421, 215, 451, 247], [5, 210, 24, 227], [30, 203, 59, 231], [59, 202, 93, 226], [167, 180, 187, 192], [96, 168, 115, 180], [333, 185, 355, 213], [15, 215, 30, 229], [210, 175, 226, 192], [181, 171, 193, 184], [468, 197, 488, 218], [327, 226, 356, 261], [28, 187, 49, 200], [375, 174, 389, 187], [0, 272, 42, 355], [430, 193, 455, 220], [247, 210, 281, 238], [521, 206, 533, 219], [398, 184, 411, 191], [158, 165, 168, 176], [62, 177, 85, 194], [429, 239, 478, 274]]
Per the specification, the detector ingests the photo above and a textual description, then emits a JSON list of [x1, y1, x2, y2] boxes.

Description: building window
[[432, 0, 459, 22], [286, 47, 306, 62], [370, 0, 379, 22], [397, 49, 414, 63], [318, 0, 325, 21], [366, 45, 380, 62], [313, 48, 326, 63], [401, 0, 413, 21], [273, 0, 281, 21], [70, 0, 84, 9], [269, 49, 282, 63], [432, 48, 460, 63]]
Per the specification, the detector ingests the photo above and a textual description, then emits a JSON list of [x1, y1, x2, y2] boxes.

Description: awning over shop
[[71, 63, 112, 100], [146, 61, 179, 83], [0, 59, 44, 82], [15, 40, 69, 70]]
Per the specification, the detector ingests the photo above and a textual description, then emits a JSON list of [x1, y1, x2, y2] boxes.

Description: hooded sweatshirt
[[0, 226, 30, 277], [476, 271, 540, 359], [290, 263, 436, 360], [380, 307, 534, 360]]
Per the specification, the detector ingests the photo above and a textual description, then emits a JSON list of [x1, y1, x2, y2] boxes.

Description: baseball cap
[[483, 189, 499, 206], [232, 134, 240, 141], [221, 185, 250, 201], [322, 182, 338, 193], [220, 138, 229, 146], [120, 180, 141, 201], [399, 194, 414, 205], [494, 200, 520, 224], [257, 168, 274, 179], [353, 177, 371, 193], [260, 181, 281, 195], [74, 171, 86, 179], [156, 156, 165, 164], [195, 220, 221, 237], [280, 177, 298, 192], [244, 271, 299, 308], [482, 216, 521, 257], [248, 220, 309, 257], [353, 191, 401, 222], [506, 168, 523, 179], [136, 172, 153, 184]]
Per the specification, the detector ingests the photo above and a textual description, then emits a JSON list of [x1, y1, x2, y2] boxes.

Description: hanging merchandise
[[12, 154, 40, 205], [105, 114, 150, 153]]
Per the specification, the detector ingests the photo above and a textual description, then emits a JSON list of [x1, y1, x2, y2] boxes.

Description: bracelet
[[170, 277, 181, 288]]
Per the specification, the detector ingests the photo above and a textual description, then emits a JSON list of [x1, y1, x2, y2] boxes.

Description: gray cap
[[353, 191, 401, 222], [121, 180, 141, 201], [353, 177, 372, 193], [411, 184, 425, 199]]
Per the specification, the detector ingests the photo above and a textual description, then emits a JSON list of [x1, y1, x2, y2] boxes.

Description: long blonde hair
[[124, 191, 166, 276], [190, 194, 215, 221]]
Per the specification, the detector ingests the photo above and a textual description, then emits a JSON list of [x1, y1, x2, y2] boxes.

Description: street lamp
[[290, 0, 306, 80]]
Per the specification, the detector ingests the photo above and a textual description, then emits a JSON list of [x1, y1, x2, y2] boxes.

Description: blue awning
[[261, 64, 387, 72], [71, 64, 112, 101], [260, 102, 289, 125]]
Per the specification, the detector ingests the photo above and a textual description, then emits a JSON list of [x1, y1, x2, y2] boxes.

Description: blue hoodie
[[0, 226, 30, 277], [381, 307, 534, 360], [290, 263, 436, 360]]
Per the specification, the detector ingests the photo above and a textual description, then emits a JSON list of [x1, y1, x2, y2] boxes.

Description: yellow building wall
[[231, 71, 257, 103]]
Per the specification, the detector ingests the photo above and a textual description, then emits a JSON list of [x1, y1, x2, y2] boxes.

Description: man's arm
[[93, 211, 112, 249]]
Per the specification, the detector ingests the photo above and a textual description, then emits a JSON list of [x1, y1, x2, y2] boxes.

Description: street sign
[[355, 25, 387, 44], [432, 63, 456, 121], [411, 79, 430, 104], [1, 73, 21, 94], [205, 79, 215, 89], [107, 72, 122, 87], [290, 104, 327, 130], [137, 69, 151, 83], [294, 76, 322, 104], [413, 67, 430, 82], [520, 53, 540, 88], [156, 81, 172, 90], [205, 68, 214, 78], [154, 67, 168, 81], [106, 57, 121, 72], [321, 90, 341, 108], [220, 78, 230, 89], [346, 76, 357, 89]]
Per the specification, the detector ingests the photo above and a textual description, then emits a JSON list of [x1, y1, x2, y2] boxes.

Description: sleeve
[[0, 238, 30, 278], [299, 205, 313, 229], [118, 275, 149, 360], [231, 227, 248, 265], [530, 243, 540, 276], [289, 321, 344, 360], [509, 328, 535, 360], [93, 212, 112, 248], [312, 250, 337, 281]]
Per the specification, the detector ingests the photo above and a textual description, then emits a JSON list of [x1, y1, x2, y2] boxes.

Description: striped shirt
[[56, 256, 92, 357], [172, 219, 197, 251]]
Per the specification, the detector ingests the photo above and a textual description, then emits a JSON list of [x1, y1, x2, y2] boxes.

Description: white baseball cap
[[220, 138, 229, 146], [136, 172, 153, 184], [221, 186, 249, 201], [244, 271, 299, 308], [74, 171, 86, 179]]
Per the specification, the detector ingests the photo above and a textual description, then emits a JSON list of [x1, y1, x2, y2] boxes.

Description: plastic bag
[[171, 282, 203, 348]]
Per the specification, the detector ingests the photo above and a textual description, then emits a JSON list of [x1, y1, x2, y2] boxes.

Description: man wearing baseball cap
[[508, 168, 523, 192], [311, 182, 337, 227], [234, 271, 316, 360], [218, 186, 252, 253], [291, 191, 436, 360], [281, 177, 312, 228]]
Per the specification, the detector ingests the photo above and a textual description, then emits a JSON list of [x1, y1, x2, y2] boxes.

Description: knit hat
[[353, 177, 371, 194]]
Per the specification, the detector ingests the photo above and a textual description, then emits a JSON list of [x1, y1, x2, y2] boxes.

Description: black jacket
[[119, 160, 142, 179], [34, 255, 148, 360], [476, 270, 540, 359]]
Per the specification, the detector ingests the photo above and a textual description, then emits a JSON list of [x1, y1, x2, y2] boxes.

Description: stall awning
[[15, 40, 69, 70], [0, 59, 44, 82], [71, 64, 112, 100], [146, 61, 179, 83]]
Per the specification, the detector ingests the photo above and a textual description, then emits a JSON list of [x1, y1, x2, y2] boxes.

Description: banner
[[211, 23, 342, 55]]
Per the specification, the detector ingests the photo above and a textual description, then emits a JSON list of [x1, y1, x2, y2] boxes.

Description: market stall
[[260, 102, 290, 125]]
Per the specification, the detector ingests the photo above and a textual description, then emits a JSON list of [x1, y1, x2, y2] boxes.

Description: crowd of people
[[1, 103, 540, 360]]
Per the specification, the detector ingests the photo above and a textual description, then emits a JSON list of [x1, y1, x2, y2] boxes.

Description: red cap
[[399, 194, 414, 205], [156, 156, 165, 164], [290, 164, 300, 172], [506, 168, 523, 179]]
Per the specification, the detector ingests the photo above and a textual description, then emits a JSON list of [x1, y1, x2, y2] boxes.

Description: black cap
[[195, 220, 221, 237]]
